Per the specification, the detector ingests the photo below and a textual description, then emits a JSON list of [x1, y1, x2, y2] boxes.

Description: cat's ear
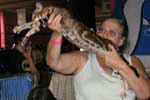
[[32, 2, 43, 20], [35, 2, 43, 12]]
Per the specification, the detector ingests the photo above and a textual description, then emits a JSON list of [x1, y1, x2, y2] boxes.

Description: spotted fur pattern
[[13, 4, 113, 54]]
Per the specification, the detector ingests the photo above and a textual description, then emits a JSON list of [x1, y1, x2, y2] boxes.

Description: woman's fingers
[[53, 14, 62, 25], [108, 44, 117, 53], [48, 13, 62, 32], [48, 13, 57, 25]]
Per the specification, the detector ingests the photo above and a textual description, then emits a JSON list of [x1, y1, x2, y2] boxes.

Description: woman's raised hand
[[48, 13, 62, 32]]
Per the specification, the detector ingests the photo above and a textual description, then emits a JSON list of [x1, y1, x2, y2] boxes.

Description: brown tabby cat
[[13, 2, 113, 55]]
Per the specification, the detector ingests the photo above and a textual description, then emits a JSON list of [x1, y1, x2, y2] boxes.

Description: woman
[[46, 13, 150, 100]]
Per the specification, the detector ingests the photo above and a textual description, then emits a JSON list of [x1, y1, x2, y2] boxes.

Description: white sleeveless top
[[73, 53, 136, 100]]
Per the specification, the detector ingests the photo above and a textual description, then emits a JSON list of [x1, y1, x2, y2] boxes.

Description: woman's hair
[[28, 86, 56, 100]]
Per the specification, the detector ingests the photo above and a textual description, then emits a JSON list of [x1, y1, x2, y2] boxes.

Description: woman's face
[[96, 19, 125, 47]]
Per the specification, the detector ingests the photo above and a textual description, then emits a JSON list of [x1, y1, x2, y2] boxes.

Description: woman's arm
[[46, 13, 87, 74], [119, 56, 150, 99], [104, 45, 150, 99]]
